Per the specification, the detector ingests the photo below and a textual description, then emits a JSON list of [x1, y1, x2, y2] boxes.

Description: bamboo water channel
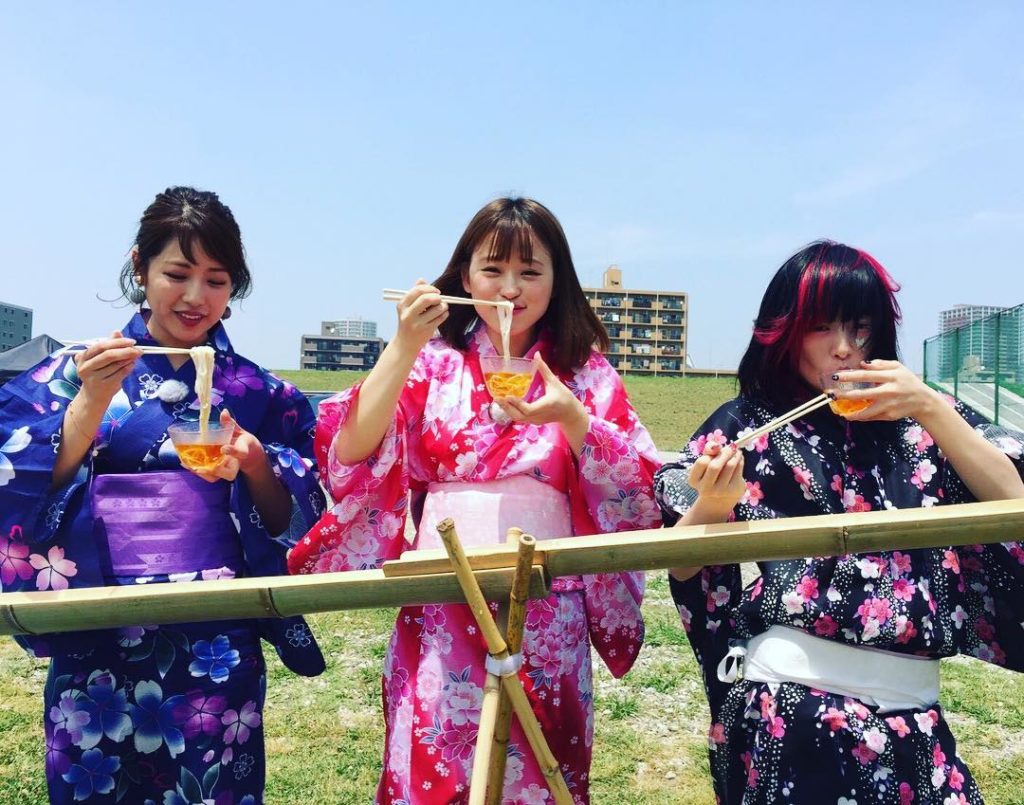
[[2, 499, 1024, 637]]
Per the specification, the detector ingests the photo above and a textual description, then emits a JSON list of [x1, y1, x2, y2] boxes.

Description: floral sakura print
[[0, 313, 325, 803], [289, 324, 660, 804], [655, 396, 1024, 805]]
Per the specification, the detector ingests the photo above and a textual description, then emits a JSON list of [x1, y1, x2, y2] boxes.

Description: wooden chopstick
[[732, 393, 832, 449], [57, 341, 194, 356], [381, 289, 513, 309]]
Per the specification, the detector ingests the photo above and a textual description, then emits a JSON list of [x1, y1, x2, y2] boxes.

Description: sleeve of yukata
[[654, 400, 750, 679], [0, 354, 95, 657], [0, 353, 93, 573], [234, 373, 327, 676], [935, 400, 1024, 671], [573, 356, 662, 677], [287, 355, 429, 575], [240, 376, 326, 549]]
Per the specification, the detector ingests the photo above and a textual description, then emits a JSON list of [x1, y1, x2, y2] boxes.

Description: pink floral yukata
[[288, 324, 661, 804]]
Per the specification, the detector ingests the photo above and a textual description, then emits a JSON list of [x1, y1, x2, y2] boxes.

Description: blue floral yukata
[[0, 313, 325, 804], [654, 396, 1024, 805]]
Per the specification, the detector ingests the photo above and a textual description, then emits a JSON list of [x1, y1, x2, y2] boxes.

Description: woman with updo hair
[[0, 186, 324, 803]]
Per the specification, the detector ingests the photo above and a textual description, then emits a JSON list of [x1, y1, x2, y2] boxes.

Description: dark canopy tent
[[0, 335, 65, 384]]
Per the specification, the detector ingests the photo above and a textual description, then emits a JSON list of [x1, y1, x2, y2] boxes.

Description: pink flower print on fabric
[[892, 578, 917, 602], [851, 741, 878, 765], [856, 597, 893, 627], [735, 426, 769, 453], [0, 526, 33, 587], [904, 425, 935, 453], [822, 707, 848, 732], [795, 576, 819, 601], [222, 700, 261, 746], [910, 459, 938, 490], [843, 488, 872, 512], [29, 545, 78, 591], [741, 480, 764, 507], [690, 429, 728, 457], [813, 614, 839, 637], [706, 585, 731, 612], [792, 466, 814, 500]]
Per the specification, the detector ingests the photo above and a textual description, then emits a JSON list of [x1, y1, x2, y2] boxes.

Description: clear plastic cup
[[480, 355, 537, 399], [166, 419, 233, 472], [821, 373, 874, 417]]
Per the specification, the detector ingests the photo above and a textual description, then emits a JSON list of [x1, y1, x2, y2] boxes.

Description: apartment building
[[582, 266, 687, 376]]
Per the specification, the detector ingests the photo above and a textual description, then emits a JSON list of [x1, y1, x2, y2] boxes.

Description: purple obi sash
[[91, 471, 243, 582]]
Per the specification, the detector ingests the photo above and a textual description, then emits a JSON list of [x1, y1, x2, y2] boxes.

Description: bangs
[[801, 262, 895, 330], [174, 217, 244, 283], [480, 214, 536, 265]]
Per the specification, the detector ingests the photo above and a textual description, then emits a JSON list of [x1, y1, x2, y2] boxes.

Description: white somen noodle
[[190, 346, 216, 438], [495, 302, 514, 365]]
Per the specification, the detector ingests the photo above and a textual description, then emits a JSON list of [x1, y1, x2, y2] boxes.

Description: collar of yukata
[[123, 310, 234, 355], [466, 318, 553, 362]]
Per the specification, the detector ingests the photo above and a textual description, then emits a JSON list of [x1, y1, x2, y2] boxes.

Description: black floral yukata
[[654, 395, 1024, 805]]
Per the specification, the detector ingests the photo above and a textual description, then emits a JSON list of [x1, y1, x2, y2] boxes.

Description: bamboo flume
[[2, 500, 1022, 637], [0, 565, 550, 637], [383, 499, 1024, 580]]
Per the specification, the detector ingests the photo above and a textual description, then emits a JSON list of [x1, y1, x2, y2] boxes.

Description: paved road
[[935, 382, 1024, 431]]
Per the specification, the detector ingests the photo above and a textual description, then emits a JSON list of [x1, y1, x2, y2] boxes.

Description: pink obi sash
[[416, 475, 583, 593]]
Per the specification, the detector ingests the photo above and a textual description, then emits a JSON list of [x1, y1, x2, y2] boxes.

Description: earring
[[221, 306, 232, 320], [128, 287, 146, 305]]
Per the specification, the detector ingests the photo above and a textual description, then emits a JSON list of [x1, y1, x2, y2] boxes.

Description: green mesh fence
[[923, 304, 1024, 430]]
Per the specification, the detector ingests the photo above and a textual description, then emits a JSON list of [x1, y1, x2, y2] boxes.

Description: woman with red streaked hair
[[655, 240, 1024, 804]]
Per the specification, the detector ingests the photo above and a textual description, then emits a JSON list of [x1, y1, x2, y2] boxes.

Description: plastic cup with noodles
[[821, 373, 875, 417], [480, 355, 537, 400], [167, 418, 233, 472]]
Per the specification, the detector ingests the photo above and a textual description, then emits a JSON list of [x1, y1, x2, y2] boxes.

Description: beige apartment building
[[583, 266, 687, 376]]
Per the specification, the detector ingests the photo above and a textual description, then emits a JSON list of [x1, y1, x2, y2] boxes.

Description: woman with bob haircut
[[289, 197, 661, 803], [0, 186, 325, 803], [655, 240, 1024, 804]]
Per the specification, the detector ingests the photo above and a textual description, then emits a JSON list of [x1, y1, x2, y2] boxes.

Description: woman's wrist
[[913, 385, 949, 430], [689, 495, 737, 523]]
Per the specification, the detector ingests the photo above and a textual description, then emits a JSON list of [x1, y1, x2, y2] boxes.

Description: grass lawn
[[2, 370, 1023, 802], [274, 368, 738, 451]]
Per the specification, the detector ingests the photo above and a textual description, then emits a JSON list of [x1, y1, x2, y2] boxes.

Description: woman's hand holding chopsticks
[[51, 332, 143, 488]]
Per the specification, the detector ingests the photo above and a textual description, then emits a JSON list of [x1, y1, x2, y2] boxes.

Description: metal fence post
[[953, 327, 960, 399], [994, 312, 1002, 425]]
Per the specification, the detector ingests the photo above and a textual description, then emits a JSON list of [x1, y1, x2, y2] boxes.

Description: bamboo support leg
[[437, 519, 572, 805], [486, 529, 535, 805], [469, 670, 503, 804]]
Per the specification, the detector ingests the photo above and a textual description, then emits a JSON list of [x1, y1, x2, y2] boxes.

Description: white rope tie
[[486, 652, 524, 678], [717, 644, 747, 683]]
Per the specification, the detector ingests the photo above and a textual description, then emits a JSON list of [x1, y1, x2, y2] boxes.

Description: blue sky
[[2, 3, 1021, 372]]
